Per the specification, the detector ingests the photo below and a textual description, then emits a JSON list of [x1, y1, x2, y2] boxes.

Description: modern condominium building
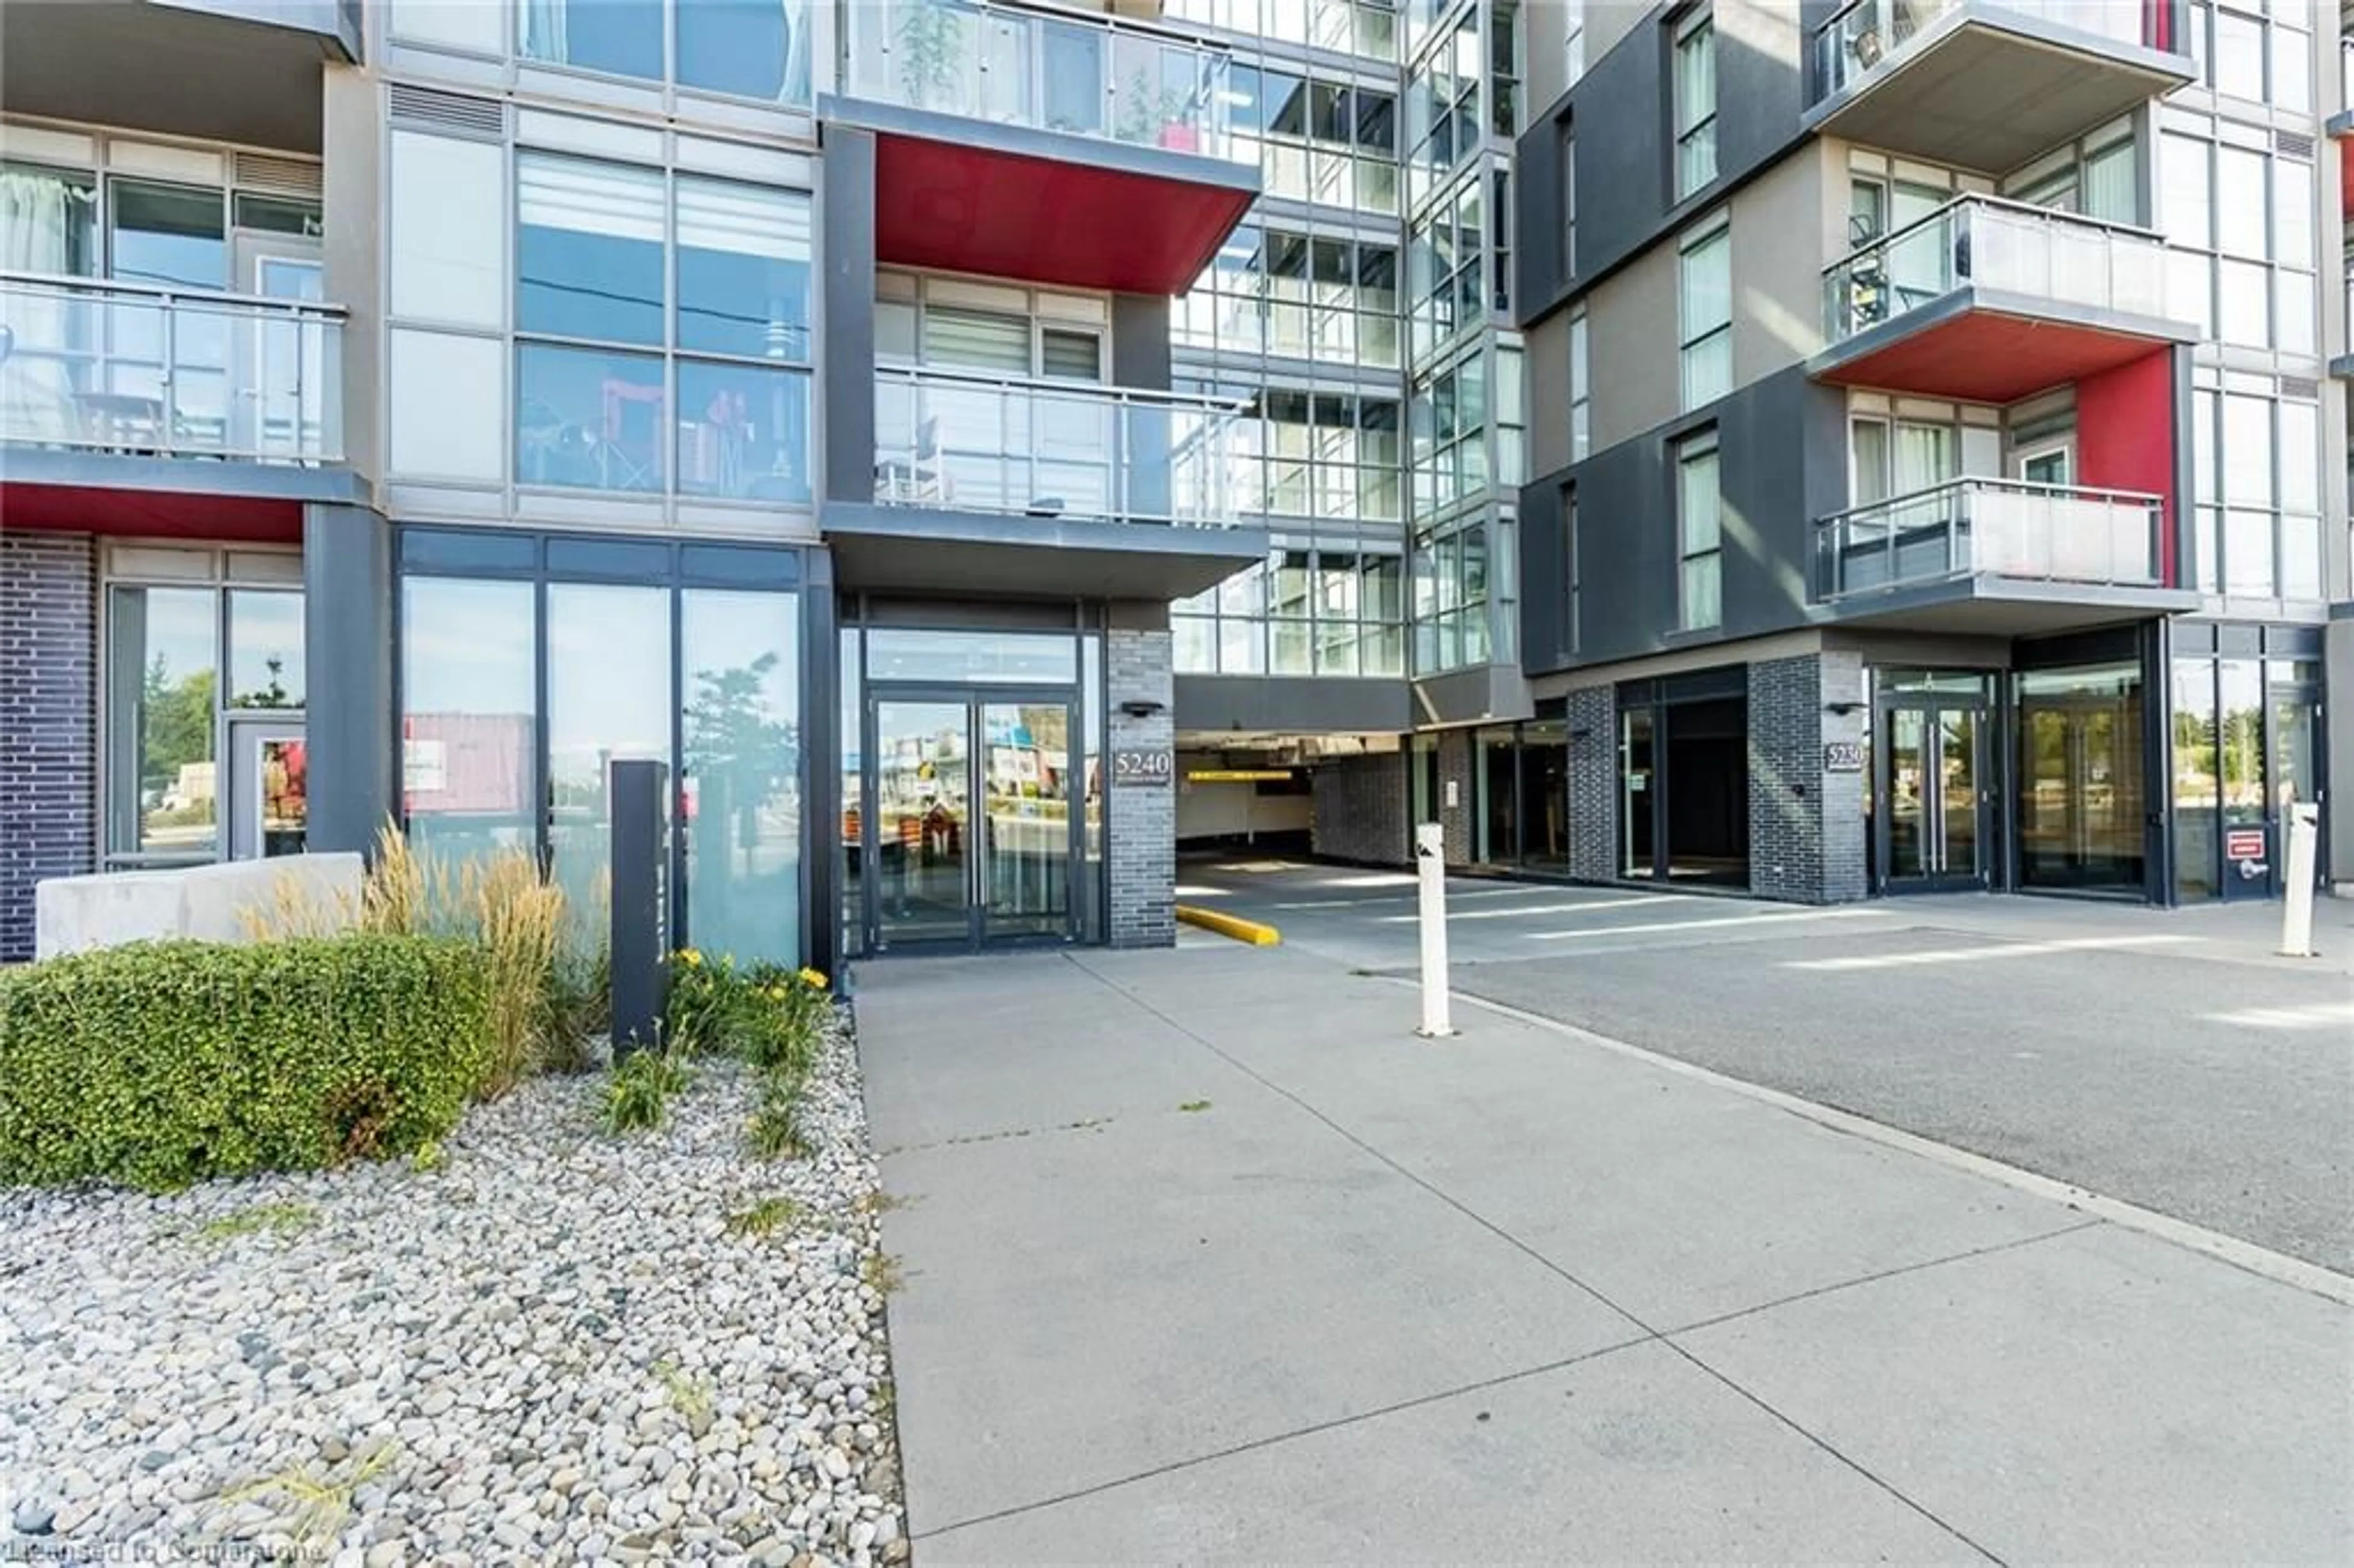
[[0, 0, 2344, 970], [1510, 0, 2352, 906]]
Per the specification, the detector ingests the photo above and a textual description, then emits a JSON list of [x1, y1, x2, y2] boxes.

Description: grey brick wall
[[1106, 625, 1175, 948], [1309, 750, 1407, 864], [1435, 728, 1474, 864], [1747, 652, 1868, 904], [1564, 685, 1618, 881], [1, 531, 99, 961]]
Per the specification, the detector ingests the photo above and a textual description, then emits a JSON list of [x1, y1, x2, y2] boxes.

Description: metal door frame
[[861, 683, 1081, 953], [1874, 693, 1992, 894], [225, 715, 307, 861]]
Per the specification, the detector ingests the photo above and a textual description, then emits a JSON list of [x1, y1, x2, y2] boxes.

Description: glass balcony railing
[[1815, 477, 2166, 601], [2341, 37, 2353, 112], [844, 0, 1230, 158], [0, 272, 344, 465], [1824, 194, 2170, 348], [1811, 0, 2153, 104], [873, 366, 1243, 528]]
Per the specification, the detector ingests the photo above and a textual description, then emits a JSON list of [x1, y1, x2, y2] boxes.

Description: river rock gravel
[[0, 1016, 906, 1566]]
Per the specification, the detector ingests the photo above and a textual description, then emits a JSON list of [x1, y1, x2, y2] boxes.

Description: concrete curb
[[1444, 986, 2354, 1309], [1175, 905, 1282, 946]]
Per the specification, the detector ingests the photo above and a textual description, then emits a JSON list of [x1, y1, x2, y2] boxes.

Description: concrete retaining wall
[[34, 854, 363, 960]]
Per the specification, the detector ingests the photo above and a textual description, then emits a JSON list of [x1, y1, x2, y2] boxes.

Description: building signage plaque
[[1113, 747, 1174, 787], [1823, 741, 1864, 774]]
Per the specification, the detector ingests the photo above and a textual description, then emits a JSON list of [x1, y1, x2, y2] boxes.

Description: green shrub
[[600, 1048, 688, 1134], [0, 936, 491, 1190]]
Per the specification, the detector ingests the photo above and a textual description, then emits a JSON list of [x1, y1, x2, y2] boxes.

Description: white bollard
[[2279, 801, 2320, 958], [1415, 821, 1453, 1038]]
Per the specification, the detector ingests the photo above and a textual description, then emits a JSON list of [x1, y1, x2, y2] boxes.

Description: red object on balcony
[[871, 131, 1252, 296]]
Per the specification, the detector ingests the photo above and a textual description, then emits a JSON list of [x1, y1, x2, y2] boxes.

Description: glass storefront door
[[226, 720, 307, 860], [1878, 699, 1988, 891], [2016, 663, 2147, 896], [866, 691, 1078, 950]]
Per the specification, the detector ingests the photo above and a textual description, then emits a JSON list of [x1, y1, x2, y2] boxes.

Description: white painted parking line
[[1785, 934, 2193, 971], [1523, 907, 1886, 941], [1262, 886, 1560, 910], [2202, 1000, 2354, 1030], [1375, 892, 1706, 924]]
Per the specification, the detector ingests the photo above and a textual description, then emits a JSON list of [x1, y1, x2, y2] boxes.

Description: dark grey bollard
[[609, 758, 671, 1060]]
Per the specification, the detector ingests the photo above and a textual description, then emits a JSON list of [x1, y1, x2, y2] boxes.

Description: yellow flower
[[798, 968, 828, 990], [677, 949, 703, 967]]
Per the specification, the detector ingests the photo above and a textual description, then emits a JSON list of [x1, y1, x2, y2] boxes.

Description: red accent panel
[[0, 481, 302, 542], [1819, 310, 2176, 404], [2147, 0, 2167, 51], [872, 132, 1254, 296], [2075, 348, 2178, 586], [2339, 136, 2353, 221]]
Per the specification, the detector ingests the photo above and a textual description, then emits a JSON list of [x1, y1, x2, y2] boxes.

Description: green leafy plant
[[408, 1139, 446, 1174], [601, 1048, 689, 1135], [653, 1360, 715, 1426], [194, 1201, 319, 1245], [0, 937, 491, 1190], [725, 1195, 803, 1238], [1178, 1100, 1212, 1113], [222, 1442, 398, 1550], [746, 1079, 811, 1160], [861, 1251, 907, 1298], [668, 951, 829, 1078]]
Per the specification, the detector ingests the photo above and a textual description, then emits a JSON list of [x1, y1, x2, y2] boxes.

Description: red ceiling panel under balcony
[[1811, 196, 2197, 403], [832, 0, 1257, 295], [869, 132, 1255, 297]]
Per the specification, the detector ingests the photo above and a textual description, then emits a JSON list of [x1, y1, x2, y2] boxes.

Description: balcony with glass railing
[[873, 367, 1242, 529], [1815, 478, 2166, 609], [1807, 0, 2190, 172], [844, 0, 1232, 160], [1816, 195, 2192, 402], [0, 272, 345, 466]]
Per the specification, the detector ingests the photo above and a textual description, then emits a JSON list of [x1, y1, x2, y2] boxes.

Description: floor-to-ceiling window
[[398, 527, 810, 965], [2015, 662, 2147, 895], [101, 544, 305, 870], [1619, 671, 1748, 887], [2169, 625, 2326, 900]]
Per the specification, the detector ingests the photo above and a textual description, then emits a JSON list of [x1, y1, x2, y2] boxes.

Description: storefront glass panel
[[681, 589, 802, 965], [401, 577, 540, 867], [2016, 663, 2146, 894], [547, 583, 671, 943], [2171, 658, 2220, 900]]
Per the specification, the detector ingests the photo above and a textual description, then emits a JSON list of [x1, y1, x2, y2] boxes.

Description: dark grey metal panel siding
[[1516, 0, 1823, 330], [821, 127, 878, 507], [1520, 365, 1845, 676], [1175, 674, 1411, 735], [1111, 295, 1172, 391], [302, 503, 394, 858]]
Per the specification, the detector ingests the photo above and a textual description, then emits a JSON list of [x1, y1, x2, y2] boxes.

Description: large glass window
[[109, 587, 221, 862], [1675, 430, 1722, 631], [398, 533, 810, 964], [520, 0, 663, 81], [682, 589, 802, 965], [511, 0, 815, 104], [547, 582, 672, 937], [2188, 379, 2324, 601], [1567, 304, 1589, 460], [0, 163, 99, 277], [2171, 657, 2219, 901], [401, 577, 541, 867], [1678, 217, 1731, 410], [511, 153, 813, 503], [2016, 663, 2146, 895], [1672, 10, 1718, 199]]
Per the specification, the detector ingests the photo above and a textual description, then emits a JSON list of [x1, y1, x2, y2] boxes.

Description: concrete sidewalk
[[855, 945, 2353, 1565]]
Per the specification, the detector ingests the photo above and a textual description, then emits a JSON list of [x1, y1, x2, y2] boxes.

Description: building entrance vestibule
[[860, 688, 1080, 951], [1870, 671, 1995, 896]]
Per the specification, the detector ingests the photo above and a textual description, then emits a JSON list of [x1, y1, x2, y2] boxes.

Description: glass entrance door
[[1879, 700, 1987, 891], [226, 720, 307, 861], [867, 691, 1077, 950]]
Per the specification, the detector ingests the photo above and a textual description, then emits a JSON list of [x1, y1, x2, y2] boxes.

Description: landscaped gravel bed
[[0, 1016, 905, 1566]]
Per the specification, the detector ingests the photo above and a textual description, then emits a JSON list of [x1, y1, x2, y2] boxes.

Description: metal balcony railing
[[873, 366, 1243, 528], [1811, 0, 2155, 104], [844, 0, 1231, 158], [1815, 476, 2166, 602], [0, 272, 345, 465], [1824, 194, 2171, 347]]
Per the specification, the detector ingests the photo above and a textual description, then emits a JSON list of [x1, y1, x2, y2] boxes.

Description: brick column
[[0, 531, 99, 961], [1564, 685, 1617, 881], [1309, 750, 1407, 864], [1106, 622, 1175, 948], [1747, 652, 1867, 904], [1436, 728, 1474, 864]]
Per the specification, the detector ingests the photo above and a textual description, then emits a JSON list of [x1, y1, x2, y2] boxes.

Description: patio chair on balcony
[[877, 416, 951, 504]]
